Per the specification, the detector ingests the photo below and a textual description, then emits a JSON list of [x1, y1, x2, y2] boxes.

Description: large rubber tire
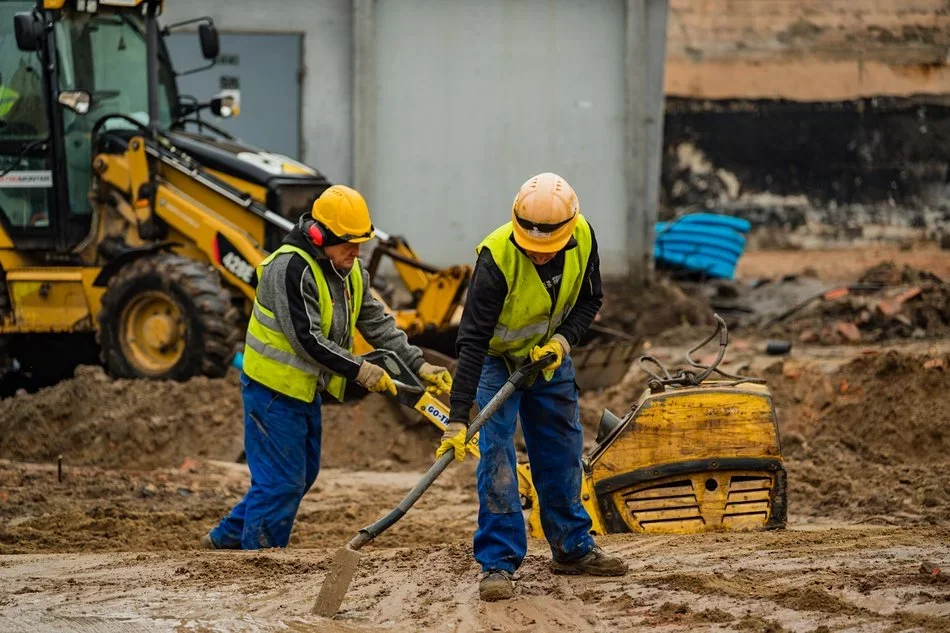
[[97, 253, 241, 380]]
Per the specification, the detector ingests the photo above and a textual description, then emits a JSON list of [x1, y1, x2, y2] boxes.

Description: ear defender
[[308, 223, 325, 246]]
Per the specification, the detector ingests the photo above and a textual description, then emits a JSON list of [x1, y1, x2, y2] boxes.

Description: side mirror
[[210, 92, 239, 119], [14, 12, 42, 52], [198, 23, 219, 60], [58, 90, 91, 115]]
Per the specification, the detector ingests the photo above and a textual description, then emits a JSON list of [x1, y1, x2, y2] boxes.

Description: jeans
[[473, 355, 595, 573], [209, 372, 322, 549]]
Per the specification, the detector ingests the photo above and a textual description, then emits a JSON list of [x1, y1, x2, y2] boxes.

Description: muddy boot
[[199, 533, 218, 550], [479, 570, 515, 601], [551, 546, 628, 576]]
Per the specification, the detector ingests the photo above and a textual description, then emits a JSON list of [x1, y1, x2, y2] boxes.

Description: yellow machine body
[[589, 380, 785, 535], [517, 380, 786, 538], [1, 1, 637, 393], [0, 3, 472, 385]]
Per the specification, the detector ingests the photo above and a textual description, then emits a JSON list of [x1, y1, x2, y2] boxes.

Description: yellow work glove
[[435, 421, 468, 462], [529, 334, 569, 381], [418, 361, 453, 395], [355, 360, 397, 396]]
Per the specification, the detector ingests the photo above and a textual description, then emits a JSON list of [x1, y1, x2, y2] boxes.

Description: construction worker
[[440, 173, 628, 601], [203, 184, 453, 550]]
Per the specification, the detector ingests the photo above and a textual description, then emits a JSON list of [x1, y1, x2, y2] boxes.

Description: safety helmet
[[510, 172, 579, 253], [310, 184, 375, 244]]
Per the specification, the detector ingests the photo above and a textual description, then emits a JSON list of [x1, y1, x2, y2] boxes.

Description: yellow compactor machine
[[532, 316, 787, 535]]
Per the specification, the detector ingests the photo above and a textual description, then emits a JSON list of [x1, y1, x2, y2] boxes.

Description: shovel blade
[[312, 545, 363, 617]]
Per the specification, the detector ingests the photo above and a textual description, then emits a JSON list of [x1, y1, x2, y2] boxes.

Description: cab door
[[0, 1, 60, 251]]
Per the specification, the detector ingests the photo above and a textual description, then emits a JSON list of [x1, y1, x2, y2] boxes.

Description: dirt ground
[[735, 244, 950, 285], [2, 245, 949, 632]]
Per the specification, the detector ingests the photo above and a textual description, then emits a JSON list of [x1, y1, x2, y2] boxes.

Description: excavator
[[0, 0, 637, 393]]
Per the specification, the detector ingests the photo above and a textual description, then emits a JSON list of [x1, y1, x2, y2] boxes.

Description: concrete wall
[[665, 0, 950, 100], [163, 0, 669, 280], [368, 0, 628, 273], [161, 0, 353, 183]]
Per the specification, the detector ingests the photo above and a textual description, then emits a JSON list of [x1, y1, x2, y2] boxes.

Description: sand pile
[[769, 350, 950, 523], [0, 366, 440, 472], [597, 277, 715, 340]]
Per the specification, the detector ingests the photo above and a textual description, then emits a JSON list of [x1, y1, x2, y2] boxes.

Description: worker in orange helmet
[[440, 173, 628, 601]]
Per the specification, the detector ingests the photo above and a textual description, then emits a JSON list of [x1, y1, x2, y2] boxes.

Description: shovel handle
[[347, 352, 556, 549]]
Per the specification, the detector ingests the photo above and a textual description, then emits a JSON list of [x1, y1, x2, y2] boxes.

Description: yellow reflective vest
[[242, 244, 363, 402], [476, 214, 592, 361]]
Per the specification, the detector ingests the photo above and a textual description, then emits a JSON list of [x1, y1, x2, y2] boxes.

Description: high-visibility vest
[[243, 244, 363, 403], [476, 214, 592, 361]]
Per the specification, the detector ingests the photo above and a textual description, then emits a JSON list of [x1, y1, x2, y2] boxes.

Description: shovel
[[311, 352, 556, 617]]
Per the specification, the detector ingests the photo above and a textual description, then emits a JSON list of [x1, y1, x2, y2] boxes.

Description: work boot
[[199, 533, 218, 550], [551, 546, 628, 576], [479, 570, 515, 601]]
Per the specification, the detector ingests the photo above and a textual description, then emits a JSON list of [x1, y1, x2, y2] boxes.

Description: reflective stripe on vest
[[476, 214, 592, 360], [242, 244, 363, 403]]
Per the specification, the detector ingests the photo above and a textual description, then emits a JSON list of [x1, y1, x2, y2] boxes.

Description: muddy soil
[[1, 527, 947, 632], [2, 246, 950, 632], [596, 277, 716, 340], [3, 346, 947, 554], [0, 366, 440, 472], [736, 243, 950, 285]]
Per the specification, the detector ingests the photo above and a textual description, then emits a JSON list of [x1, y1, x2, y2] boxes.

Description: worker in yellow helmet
[[440, 173, 628, 600], [202, 184, 452, 550]]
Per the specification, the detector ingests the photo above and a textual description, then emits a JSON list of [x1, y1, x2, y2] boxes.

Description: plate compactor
[[369, 314, 787, 538]]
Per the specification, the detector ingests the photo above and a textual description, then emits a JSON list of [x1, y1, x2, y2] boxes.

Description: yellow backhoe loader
[[0, 0, 463, 389], [0, 0, 637, 395]]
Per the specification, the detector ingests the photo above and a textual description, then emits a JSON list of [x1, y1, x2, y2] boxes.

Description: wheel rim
[[118, 291, 186, 375]]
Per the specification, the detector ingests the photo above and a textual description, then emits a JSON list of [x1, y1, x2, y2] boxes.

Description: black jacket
[[448, 225, 603, 422]]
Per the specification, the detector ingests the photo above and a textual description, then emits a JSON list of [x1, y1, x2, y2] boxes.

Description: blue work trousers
[[209, 373, 322, 549], [474, 355, 595, 573]]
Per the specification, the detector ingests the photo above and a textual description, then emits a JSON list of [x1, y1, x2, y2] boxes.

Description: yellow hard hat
[[511, 172, 579, 253], [310, 184, 375, 244]]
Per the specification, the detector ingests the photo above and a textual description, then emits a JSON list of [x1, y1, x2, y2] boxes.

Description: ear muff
[[307, 222, 325, 247]]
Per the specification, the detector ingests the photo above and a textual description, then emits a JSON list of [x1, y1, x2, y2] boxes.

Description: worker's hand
[[418, 362, 453, 395], [435, 421, 468, 462], [356, 361, 397, 396], [530, 334, 570, 381]]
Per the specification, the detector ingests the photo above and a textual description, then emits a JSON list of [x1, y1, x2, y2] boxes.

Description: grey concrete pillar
[[625, 0, 669, 284]]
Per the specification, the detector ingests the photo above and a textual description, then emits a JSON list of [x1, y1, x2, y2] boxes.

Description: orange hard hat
[[510, 172, 579, 253]]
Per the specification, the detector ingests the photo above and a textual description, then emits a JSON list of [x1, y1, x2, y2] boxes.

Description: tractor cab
[[0, 0, 228, 254]]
